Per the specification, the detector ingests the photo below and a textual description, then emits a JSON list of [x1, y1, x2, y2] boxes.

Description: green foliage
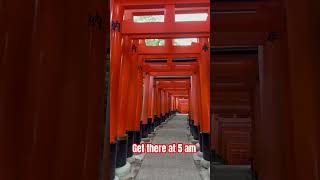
[[133, 15, 164, 23], [145, 39, 165, 46], [173, 38, 198, 46]]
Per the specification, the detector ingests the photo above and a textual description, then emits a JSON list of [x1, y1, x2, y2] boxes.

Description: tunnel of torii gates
[[110, 0, 210, 178]]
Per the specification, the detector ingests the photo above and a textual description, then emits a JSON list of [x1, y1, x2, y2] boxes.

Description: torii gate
[[110, 0, 210, 178]]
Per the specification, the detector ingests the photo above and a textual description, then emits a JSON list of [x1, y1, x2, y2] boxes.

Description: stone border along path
[[131, 114, 202, 180]]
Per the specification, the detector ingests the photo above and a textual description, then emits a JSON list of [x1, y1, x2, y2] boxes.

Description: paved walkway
[[135, 114, 201, 180]]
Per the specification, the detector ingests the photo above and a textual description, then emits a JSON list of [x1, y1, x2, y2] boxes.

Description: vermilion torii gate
[[110, 0, 210, 178]]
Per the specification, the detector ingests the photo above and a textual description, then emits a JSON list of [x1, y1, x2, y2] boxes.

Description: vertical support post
[[142, 74, 151, 137], [126, 39, 139, 158], [147, 76, 155, 132], [115, 35, 132, 169], [135, 58, 144, 144], [198, 38, 211, 161], [283, 0, 320, 179], [155, 82, 162, 126], [191, 74, 200, 140], [110, 1, 124, 145], [165, 4, 175, 24], [109, 2, 122, 177], [160, 89, 165, 121]]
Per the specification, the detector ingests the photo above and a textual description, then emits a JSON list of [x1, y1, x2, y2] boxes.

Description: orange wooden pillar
[[190, 74, 201, 140], [147, 76, 155, 132], [154, 82, 161, 126], [158, 88, 162, 119], [170, 94, 174, 115], [198, 72, 204, 145], [196, 73, 202, 140], [110, 0, 123, 173], [118, 36, 131, 136], [283, 1, 320, 179], [253, 2, 319, 178], [85, 2, 110, 179], [125, 39, 139, 158], [169, 93, 172, 114], [171, 96, 175, 112], [110, 0, 123, 145], [163, 91, 166, 117], [189, 89, 193, 120], [178, 100, 181, 113], [168, 94, 171, 113], [162, 90, 166, 117], [173, 96, 176, 112], [167, 92, 170, 115], [141, 73, 151, 138], [165, 91, 169, 118], [4, 0, 108, 179], [254, 40, 288, 180], [15, 1, 107, 180], [115, 35, 132, 170], [153, 83, 158, 121], [0, 1, 34, 179], [160, 89, 166, 120], [134, 57, 144, 143], [110, 1, 128, 172], [251, 4, 291, 180], [167, 93, 171, 115], [176, 97, 179, 111], [198, 37, 211, 161], [160, 88, 166, 123]]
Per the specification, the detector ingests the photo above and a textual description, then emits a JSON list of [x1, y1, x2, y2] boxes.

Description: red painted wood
[[110, 2, 124, 143]]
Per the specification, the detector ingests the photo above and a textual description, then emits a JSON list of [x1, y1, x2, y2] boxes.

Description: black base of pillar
[[202, 132, 211, 161], [157, 116, 161, 125], [147, 118, 152, 134], [199, 132, 203, 152], [157, 116, 160, 126], [212, 149, 226, 164], [161, 114, 165, 123], [110, 143, 117, 180], [151, 122, 155, 132], [154, 115, 158, 127], [211, 150, 215, 163], [190, 120, 195, 136], [134, 131, 141, 144], [127, 131, 135, 158], [116, 135, 128, 168], [193, 125, 199, 140], [141, 124, 148, 138]]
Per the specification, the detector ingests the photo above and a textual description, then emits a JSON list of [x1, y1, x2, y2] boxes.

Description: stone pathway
[[135, 114, 201, 180]]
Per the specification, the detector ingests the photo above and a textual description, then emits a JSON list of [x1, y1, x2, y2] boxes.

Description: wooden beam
[[130, 33, 210, 39], [211, 2, 284, 32], [138, 44, 202, 55], [123, 21, 210, 35], [212, 32, 266, 46], [119, 0, 209, 8]]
